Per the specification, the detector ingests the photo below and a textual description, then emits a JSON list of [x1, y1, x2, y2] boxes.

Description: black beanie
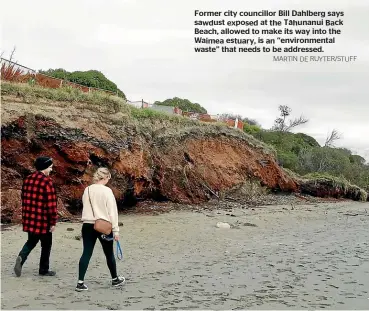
[[34, 156, 53, 171]]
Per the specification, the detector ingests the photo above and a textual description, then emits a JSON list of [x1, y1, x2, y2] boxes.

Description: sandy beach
[[1, 201, 369, 310]]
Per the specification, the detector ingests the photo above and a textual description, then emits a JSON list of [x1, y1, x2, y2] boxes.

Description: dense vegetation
[[154, 97, 207, 114], [38, 68, 126, 99], [242, 106, 369, 190]]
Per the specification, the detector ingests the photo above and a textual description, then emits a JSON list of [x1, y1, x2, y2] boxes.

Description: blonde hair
[[92, 167, 111, 183]]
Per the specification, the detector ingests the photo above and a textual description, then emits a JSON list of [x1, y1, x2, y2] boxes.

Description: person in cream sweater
[[75, 168, 125, 292], [81, 183, 120, 234]]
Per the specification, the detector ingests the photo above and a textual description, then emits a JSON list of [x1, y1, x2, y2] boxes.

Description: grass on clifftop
[[1, 80, 129, 113], [1, 81, 276, 155]]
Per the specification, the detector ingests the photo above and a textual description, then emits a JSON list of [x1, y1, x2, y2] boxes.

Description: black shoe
[[14, 256, 22, 277], [39, 270, 56, 276], [75, 282, 88, 292], [112, 276, 125, 287]]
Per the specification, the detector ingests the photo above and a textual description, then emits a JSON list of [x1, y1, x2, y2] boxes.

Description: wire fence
[[0, 58, 244, 130], [0, 58, 118, 96]]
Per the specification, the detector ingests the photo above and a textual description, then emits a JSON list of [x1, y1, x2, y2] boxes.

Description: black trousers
[[18, 232, 52, 274], [78, 223, 117, 281]]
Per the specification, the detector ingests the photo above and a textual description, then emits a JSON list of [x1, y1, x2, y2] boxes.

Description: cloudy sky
[[1, 0, 368, 161]]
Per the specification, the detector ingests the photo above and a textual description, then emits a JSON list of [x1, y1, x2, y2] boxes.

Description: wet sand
[[1, 201, 369, 310]]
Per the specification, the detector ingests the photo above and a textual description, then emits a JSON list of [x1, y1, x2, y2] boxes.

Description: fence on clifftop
[[0, 58, 118, 96], [0, 58, 244, 130]]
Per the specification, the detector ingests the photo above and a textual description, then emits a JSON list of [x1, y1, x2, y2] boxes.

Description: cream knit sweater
[[81, 184, 119, 233]]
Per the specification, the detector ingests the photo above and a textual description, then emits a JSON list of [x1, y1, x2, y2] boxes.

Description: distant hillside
[[38, 68, 126, 99]]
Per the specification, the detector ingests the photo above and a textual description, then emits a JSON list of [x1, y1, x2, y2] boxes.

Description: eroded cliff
[[1, 83, 366, 223]]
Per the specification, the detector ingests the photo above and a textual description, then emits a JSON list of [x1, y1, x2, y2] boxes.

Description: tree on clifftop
[[272, 105, 308, 132], [324, 129, 342, 147], [154, 97, 207, 114], [38, 68, 126, 99]]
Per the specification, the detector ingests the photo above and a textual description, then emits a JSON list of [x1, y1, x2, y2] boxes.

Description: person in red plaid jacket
[[14, 156, 58, 277]]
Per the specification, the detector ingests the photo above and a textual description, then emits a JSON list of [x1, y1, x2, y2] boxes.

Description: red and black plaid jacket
[[21, 171, 58, 234]]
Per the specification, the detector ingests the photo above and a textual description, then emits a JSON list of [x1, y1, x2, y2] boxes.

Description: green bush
[[252, 129, 369, 189], [154, 97, 207, 114], [38, 68, 126, 99], [277, 151, 299, 171], [243, 123, 261, 135]]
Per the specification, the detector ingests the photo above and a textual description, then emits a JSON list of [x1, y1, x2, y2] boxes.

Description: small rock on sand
[[216, 222, 231, 229]]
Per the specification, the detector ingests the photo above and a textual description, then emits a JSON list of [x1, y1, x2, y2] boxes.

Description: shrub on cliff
[[298, 147, 369, 189], [252, 130, 318, 170], [154, 97, 207, 114], [251, 128, 369, 189], [38, 68, 126, 99], [243, 123, 262, 135]]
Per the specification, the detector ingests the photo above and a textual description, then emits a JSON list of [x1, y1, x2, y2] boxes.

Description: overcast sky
[[1, 0, 368, 161]]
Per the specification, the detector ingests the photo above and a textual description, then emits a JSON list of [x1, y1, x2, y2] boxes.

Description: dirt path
[[1, 201, 369, 309]]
